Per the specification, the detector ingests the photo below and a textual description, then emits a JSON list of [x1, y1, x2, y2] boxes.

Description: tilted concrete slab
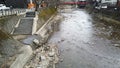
[[13, 11, 38, 35], [13, 18, 34, 35]]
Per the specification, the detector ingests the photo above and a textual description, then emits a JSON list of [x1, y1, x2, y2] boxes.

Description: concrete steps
[[14, 18, 34, 34], [26, 12, 36, 17], [13, 11, 38, 35]]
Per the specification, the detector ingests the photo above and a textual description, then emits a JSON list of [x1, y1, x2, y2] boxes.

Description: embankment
[[0, 7, 63, 68]]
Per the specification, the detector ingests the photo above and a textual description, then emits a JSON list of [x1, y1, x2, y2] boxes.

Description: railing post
[[13, 9, 15, 14], [11, 9, 12, 15], [4, 10, 6, 16], [16, 11, 17, 15], [2, 10, 3, 16], [7, 10, 9, 15]]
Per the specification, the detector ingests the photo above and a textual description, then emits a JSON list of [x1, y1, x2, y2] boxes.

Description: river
[[48, 8, 120, 68]]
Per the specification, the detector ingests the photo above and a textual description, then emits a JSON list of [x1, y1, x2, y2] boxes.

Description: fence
[[0, 9, 26, 17]]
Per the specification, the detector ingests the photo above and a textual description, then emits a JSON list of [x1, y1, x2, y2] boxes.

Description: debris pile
[[24, 43, 59, 68]]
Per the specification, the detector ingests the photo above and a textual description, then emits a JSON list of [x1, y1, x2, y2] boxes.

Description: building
[[5, 0, 28, 8], [0, 0, 5, 4], [0, 0, 33, 8]]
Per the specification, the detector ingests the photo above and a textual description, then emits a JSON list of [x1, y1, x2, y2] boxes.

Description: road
[[48, 8, 120, 68]]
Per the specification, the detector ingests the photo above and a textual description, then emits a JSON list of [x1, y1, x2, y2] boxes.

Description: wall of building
[[5, 0, 28, 8], [0, 0, 4, 4]]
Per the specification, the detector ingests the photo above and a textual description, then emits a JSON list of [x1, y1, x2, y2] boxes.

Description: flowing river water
[[48, 8, 120, 68]]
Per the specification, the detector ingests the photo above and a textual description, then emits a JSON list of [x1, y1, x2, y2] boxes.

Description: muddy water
[[48, 9, 120, 68]]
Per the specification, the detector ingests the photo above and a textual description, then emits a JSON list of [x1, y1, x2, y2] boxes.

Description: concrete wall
[[0, 29, 24, 67], [0, 15, 24, 34]]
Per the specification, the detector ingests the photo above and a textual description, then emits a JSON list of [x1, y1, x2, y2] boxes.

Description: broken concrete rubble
[[22, 14, 63, 68], [24, 43, 59, 68], [23, 14, 63, 68], [33, 39, 40, 47], [114, 44, 120, 47], [0, 8, 63, 68]]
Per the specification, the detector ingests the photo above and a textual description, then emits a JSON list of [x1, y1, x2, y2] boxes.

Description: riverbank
[[86, 4, 120, 26], [0, 6, 63, 68]]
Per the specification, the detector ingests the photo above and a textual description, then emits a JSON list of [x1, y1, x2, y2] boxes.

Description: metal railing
[[0, 9, 26, 17]]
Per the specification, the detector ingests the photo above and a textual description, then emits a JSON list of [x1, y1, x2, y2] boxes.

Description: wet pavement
[[48, 9, 120, 68]]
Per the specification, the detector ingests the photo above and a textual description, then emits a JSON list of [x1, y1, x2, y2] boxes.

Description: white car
[[0, 4, 10, 10], [95, 3, 108, 10]]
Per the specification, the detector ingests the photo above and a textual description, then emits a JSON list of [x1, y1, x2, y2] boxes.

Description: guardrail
[[0, 9, 26, 17]]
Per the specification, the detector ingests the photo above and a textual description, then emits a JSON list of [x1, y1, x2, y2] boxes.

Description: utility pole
[[34, 0, 39, 11], [76, 0, 78, 8], [35, 0, 44, 11], [3, 0, 6, 4]]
